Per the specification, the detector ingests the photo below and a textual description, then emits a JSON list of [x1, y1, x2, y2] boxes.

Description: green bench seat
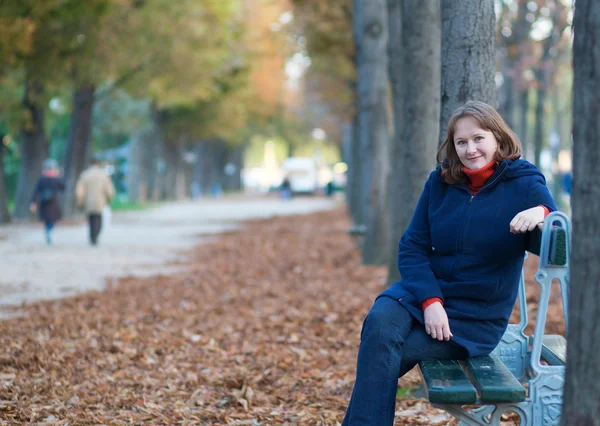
[[419, 353, 526, 405]]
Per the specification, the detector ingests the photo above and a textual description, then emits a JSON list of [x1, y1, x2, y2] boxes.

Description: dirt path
[[0, 195, 338, 317]]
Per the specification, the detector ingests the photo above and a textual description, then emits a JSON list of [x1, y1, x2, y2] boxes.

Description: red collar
[[462, 160, 497, 195]]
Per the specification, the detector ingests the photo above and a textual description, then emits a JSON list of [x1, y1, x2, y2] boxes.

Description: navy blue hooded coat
[[379, 159, 556, 357]]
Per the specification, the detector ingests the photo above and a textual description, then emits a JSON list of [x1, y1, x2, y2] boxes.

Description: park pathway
[[0, 194, 338, 317]]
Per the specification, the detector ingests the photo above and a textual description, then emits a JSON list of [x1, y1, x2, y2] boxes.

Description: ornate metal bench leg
[[433, 403, 531, 426], [528, 368, 565, 425], [493, 266, 529, 381]]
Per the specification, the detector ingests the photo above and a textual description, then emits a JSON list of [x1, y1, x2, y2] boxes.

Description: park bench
[[418, 211, 570, 426]]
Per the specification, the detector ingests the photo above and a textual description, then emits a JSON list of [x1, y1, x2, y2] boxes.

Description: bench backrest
[[492, 211, 570, 380]]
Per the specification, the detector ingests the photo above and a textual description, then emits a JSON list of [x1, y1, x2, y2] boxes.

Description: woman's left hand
[[510, 206, 545, 234]]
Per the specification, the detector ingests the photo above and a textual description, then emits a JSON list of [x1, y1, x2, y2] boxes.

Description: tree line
[[291, 0, 597, 422], [0, 0, 304, 223]]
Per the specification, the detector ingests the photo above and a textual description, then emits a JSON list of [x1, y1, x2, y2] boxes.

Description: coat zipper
[[456, 164, 508, 253]]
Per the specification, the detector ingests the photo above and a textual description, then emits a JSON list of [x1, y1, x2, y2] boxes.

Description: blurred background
[[0, 0, 573, 223]]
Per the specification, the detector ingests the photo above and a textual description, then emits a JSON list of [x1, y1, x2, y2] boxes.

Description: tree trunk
[[126, 129, 145, 203], [498, 56, 516, 129], [385, 0, 403, 284], [163, 139, 185, 200], [347, 112, 362, 225], [63, 84, 95, 216], [387, 0, 441, 285], [341, 120, 354, 214], [192, 141, 213, 197], [533, 83, 546, 167], [562, 1, 600, 424], [532, 3, 566, 168], [14, 81, 48, 220], [519, 89, 530, 159], [439, 0, 496, 145], [0, 139, 11, 224], [354, 0, 391, 265], [143, 129, 160, 201]]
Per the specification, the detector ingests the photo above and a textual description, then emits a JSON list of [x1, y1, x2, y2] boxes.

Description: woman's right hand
[[424, 302, 452, 341]]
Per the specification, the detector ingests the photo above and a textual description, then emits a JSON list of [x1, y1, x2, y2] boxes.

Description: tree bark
[[498, 55, 516, 129], [126, 129, 145, 203], [385, 0, 403, 284], [532, 2, 567, 168], [14, 81, 48, 220], [143, 128, 161, 201], [348, 112, 362, 225], [439, 0, 496, 145], [387, 0, 440, 285], [192, 141, 213, 196], [562, 1, 600, 424], [0, 138, 10, 224], [354, 0, 391, 265], [533, 82, 546, 167], [63, 84, 95, 216], [163, 139, 185, 200], [519, 89, 530, 159]]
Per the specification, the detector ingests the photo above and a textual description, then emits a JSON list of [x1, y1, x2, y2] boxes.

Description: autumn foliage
[[0, 210, 565, 424]]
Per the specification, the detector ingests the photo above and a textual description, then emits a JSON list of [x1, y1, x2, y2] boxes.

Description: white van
[[281, 157, 319, 194]]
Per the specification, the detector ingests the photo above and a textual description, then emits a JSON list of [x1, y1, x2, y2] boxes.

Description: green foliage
[[111, 196, 154, 211]]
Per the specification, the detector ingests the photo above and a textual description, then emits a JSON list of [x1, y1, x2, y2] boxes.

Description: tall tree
[[62, 83, 95, 215], [0, 136, 10, 223], [386, 0, 440, 285], [439, 0, 496, 144], [496, 0, 535, 146], [13, 80, 48, 219], [385, 0, 402, 282], [353, 0, 390, 265], [562, 0, 600, 424], [532, 1, 568, 167]]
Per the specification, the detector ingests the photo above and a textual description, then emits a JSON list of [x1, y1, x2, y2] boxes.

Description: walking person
[[341, 101, 557, 425], [75, 158, 115, 246], [29, 159, 65, 245]]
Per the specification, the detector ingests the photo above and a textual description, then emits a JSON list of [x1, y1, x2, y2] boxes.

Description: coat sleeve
[[397, 173, 444, 304], [526, 174, 557, 212]]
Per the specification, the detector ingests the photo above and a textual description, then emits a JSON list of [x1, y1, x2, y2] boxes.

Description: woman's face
[[453, 116, 499, 170]]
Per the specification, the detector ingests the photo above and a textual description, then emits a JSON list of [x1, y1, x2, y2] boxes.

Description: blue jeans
[[342, 297, 467, 426], [44, 221, 55, 245]]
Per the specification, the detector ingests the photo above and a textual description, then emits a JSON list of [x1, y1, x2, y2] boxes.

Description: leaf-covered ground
[[0, 209, 565, 425]]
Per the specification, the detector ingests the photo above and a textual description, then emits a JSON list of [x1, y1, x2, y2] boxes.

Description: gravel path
[[0, 195, 339, 317]]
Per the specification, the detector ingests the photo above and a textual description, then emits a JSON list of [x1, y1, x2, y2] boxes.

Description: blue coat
[[379, 159, 556, 357]]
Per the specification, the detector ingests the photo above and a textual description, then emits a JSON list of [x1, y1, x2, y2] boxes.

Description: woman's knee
[[360, 298, 412, 343]]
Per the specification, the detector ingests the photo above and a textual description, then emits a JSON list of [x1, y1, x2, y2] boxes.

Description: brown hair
[[436, 101, 522, 184]]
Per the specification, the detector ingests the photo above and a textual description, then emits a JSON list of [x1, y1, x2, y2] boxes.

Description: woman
[[342, 101, 556, 425], [30, 159, 65, 245]]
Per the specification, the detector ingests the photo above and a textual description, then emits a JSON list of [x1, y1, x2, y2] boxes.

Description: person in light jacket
[[75, 158, 115, 246], [342, 101, 557, 426]]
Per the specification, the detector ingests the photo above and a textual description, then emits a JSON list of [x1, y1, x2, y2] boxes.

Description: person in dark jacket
[[342, 101, 556, 426], [29, 159, 65, 245]]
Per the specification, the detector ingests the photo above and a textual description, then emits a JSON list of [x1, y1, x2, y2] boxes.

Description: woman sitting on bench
[[342, 101, 557, 426]]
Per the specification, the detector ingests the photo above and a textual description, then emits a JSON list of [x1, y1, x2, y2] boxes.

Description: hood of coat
[[501, 159, 546, 182]]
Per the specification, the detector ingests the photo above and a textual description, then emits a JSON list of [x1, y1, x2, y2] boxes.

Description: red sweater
[[421, 161, 549, 311]]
